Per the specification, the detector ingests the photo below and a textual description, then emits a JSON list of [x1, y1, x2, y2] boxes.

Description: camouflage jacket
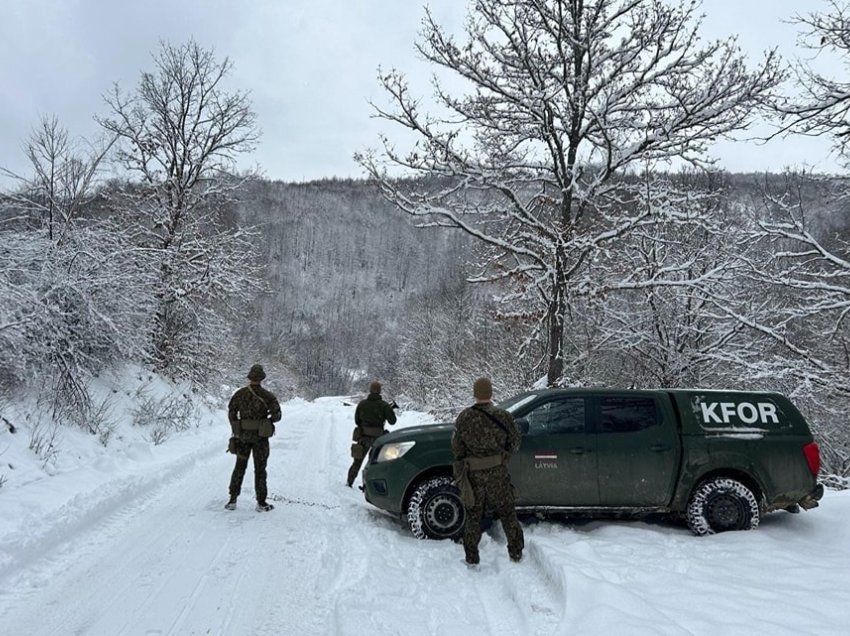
[[354, 393, 397, 431], [452, 402, 521, 461], [228, 384, 282, 435]]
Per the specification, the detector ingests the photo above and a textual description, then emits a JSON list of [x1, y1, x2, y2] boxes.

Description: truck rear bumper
[[799, 483, 825, 510]]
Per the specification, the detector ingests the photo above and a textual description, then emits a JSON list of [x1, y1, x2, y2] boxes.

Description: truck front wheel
[[686, 477, 760, 535], [406, 476, 465, 541]]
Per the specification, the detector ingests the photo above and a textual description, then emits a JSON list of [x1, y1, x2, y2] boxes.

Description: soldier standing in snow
[[452, 376, 524, 565], [226, 364, 282, 512], [347, 381, 397, 487]]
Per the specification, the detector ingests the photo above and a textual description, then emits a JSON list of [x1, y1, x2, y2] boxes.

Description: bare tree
[[733, 175, 850, 392], [755, 1, 850, 475], [1, 116, 113, 241], [396, 282, 538, 416], [97, 40, 263, 379], [588, 170, 753, 388], [772, 0, 850, 167], [0, 117, 153, 421], [358, 0, 781, 386], [729, 174, 850, 476]]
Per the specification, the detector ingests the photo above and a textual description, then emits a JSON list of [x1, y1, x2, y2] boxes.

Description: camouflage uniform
[[347, 384, 397, 487], [227, 366, 282, 507], [452, 401, 524, 564]]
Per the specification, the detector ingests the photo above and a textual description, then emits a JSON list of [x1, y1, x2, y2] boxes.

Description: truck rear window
[[599, 396, 658, 433]]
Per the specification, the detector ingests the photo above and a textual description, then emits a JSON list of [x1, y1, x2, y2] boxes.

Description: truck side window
[[599, 397, 658, 433], [525, 398, 585, 436]]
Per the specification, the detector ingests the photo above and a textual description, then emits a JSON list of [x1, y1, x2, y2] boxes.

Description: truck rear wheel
[[686, 477, 760, 535], [406, 476, 465, 541]]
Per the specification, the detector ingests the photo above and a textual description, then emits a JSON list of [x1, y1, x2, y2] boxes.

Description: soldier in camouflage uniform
[[226, 364, 282, 512], [347, 381, 397, 487], [452, 376, 524, 565]]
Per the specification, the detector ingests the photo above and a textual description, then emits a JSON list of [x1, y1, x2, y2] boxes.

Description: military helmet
[[247, 364, 266, 381]]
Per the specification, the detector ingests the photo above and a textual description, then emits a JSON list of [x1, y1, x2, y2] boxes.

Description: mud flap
[[799, 483, 824, 510]]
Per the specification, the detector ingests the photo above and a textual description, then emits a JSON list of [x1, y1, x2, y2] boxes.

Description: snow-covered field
[[1, 391, 849, 635]]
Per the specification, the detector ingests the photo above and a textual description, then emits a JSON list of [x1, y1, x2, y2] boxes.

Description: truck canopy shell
[[667, 390, 810, 439]]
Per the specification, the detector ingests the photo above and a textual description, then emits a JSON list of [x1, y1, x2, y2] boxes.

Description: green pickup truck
[[361, 388, 824, 538]]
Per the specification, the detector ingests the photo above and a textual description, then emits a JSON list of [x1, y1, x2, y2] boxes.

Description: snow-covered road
[[1, 397, 848, 635]]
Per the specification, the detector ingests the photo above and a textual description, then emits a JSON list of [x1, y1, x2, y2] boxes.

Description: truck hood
[[380, 422, 453, 444]]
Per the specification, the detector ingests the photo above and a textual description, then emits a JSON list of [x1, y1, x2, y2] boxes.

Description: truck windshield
[[499, 393, 537, 414]]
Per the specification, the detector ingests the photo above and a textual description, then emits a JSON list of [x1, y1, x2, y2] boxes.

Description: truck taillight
[[803, 442, 820, 476]]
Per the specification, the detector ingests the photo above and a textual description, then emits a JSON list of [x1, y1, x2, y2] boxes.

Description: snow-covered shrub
[[0, 223, 156, 401], [80, 393, 120, 447], [131, 384, 201, 445], [28, 418, 60, 467]]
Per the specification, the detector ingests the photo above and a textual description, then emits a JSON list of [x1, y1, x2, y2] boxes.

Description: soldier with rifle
[[347, 381, 397, 488]]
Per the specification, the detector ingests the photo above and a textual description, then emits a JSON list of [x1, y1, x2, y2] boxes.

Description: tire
[[406, 476, 465, 541], [686, 477, 760, 536]]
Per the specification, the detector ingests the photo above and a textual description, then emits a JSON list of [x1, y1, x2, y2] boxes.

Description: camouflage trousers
[[347, 434, 379, 487], [229, 431, 270, 503], [463, 465, 524, 563]]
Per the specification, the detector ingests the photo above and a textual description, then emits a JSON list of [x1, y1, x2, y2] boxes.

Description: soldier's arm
[[354, 403, 363, 427], [384, 402, 397, 425], [228, 392, 241, 435], [451, 414, 469, 460], [451, 429, 466, 460], [267, 391, 282, 423], [260, 387, 281, 422], [505, 412, 521, 453], [228, 392, 240, 422]]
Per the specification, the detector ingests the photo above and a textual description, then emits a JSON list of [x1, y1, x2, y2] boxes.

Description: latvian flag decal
[[534, 452, 558, 460]]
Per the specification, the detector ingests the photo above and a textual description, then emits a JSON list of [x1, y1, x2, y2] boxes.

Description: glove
[[227, 437, 238, 454]]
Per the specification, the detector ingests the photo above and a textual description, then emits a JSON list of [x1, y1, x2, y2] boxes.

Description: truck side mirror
[[517, 418, 530, 435]]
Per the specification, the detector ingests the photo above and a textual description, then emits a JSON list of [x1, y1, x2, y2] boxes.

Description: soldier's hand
[[227, 437, 238, 454]]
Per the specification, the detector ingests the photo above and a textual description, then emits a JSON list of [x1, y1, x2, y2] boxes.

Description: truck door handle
[[650, 444, 670, 452]]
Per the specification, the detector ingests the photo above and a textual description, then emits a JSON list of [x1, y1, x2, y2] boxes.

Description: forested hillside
[[232, 178, 475, 396]]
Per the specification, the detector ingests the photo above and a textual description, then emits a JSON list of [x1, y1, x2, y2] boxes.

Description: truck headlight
[[376, 441, 415, 463]]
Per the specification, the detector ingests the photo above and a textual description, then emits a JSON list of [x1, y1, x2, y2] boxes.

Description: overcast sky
[[0, 0, 843, 184]]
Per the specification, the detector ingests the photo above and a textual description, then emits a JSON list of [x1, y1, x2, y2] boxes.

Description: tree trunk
[[546, 253, 567, 386], [546, 299, 565, 386]]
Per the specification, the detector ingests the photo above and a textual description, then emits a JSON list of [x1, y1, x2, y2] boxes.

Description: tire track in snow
[[244, 397, 359, 635], [0, 438, 223, 592], [0, 447, 263, 635], [497, 539, 566, 634]]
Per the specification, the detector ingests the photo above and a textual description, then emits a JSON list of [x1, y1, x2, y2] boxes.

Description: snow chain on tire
[[406, 475, 465, 541], [686, 477, 760, 536]]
